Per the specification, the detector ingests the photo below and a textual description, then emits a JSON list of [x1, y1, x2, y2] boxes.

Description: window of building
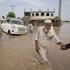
[[32, 13, 34, 16], [46, 13, 49, 16], [41, 12, 44, 16], [51, 13, 53, 16], [36, 13, 39, 16], [24, 12, 30, 16]]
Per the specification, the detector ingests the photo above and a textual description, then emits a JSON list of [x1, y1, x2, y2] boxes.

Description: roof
[[9, 18, 23, 22], [24, 10, 55, 14]]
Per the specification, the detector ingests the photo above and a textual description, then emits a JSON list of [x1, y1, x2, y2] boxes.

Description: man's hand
[[35, 40, 40, 54], [49, 36, 54, 39], [60, 44, 66, 50], [36, 46, 40, 54], [57, 42, 66, 50]]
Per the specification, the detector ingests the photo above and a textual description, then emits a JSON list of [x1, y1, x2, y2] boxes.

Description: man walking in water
[[35, 19, 64, 64]]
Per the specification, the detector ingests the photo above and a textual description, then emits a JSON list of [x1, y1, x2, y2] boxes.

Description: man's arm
[[53, 31, 66, 49], [35, 40, 40, 54], [50, 26, 65, 49], [35, 28, 40, 54]]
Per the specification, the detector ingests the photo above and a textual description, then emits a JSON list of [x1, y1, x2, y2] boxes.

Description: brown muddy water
[[0, 22, 70, 70]]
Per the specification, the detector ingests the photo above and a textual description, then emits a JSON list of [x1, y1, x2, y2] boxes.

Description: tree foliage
[[6, 12, 16, 18]]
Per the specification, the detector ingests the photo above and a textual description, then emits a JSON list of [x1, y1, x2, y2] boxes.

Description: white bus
[[1, 18, 28, 35]]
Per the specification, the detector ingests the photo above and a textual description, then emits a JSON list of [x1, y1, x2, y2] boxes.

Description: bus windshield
[[10, 20, 24, 25]]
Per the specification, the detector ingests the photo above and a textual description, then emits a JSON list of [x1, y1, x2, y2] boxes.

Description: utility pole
[[58, 0, 62, 19]]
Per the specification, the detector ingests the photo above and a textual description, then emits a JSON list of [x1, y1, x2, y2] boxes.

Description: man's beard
[[43, 28, 49, 34]]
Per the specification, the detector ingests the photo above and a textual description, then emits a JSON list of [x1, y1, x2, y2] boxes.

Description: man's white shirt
[[35, 26, 61, 48]]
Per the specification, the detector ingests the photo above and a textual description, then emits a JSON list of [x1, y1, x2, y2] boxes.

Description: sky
[[0, 0, 70, 20]]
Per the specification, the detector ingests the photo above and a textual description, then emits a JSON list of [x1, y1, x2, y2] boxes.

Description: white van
[[1, 18, 28, 35]]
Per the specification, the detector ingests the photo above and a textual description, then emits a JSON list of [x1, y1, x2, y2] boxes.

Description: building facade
[[23, 9, 60, 26]]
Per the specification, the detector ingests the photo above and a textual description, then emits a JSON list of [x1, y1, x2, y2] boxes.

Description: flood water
[[59, 22, 70, 43], [0, 22, 70, 70], [49, 22, 70, 70]]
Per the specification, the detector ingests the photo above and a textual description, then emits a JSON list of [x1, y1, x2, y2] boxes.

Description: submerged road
[[0, 23, 70, 70]]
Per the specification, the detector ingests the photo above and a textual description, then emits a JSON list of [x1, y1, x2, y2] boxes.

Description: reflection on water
[[57, 22, 70, 43]]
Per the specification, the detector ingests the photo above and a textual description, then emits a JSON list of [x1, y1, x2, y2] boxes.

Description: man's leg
[[39, 47, 48, 62]]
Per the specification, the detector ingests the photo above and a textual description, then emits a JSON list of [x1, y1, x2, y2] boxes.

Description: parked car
[[1, 18, 28, 35]]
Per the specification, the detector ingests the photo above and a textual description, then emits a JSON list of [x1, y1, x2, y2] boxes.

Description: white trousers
[[39, 47, 48, 62]]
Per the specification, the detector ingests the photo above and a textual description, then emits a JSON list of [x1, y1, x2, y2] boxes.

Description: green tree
[[6, 12, 16, 18]]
